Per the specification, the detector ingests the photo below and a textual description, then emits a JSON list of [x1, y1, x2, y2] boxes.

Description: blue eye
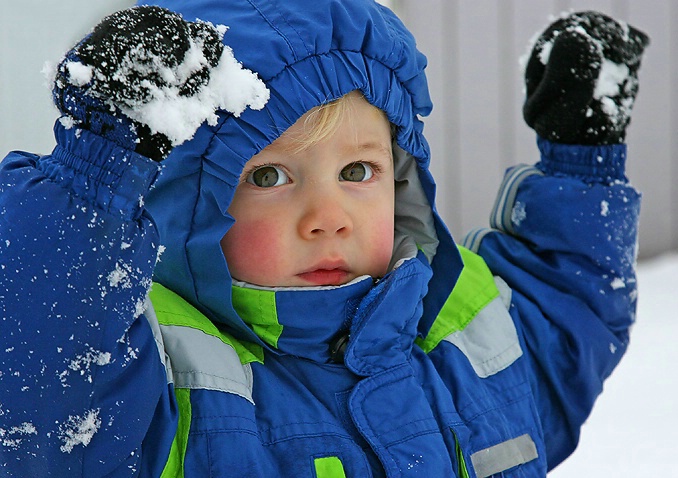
[[246, 165, 289, 188], [340, 162, 374, 182]]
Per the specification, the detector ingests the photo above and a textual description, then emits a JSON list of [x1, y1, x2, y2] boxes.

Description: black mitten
[[523, 11, 649, 145], [52, 6, 225, 161]]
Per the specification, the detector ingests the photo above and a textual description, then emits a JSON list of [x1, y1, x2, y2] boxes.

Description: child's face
[[221, 94, 395, 287]]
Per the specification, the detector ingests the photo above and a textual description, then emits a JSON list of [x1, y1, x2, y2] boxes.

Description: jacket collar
[[231, 275, 373, 363], [231, 253, 432, 367]]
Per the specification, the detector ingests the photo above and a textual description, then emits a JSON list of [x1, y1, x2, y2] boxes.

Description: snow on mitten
[[523, 11, 649, 145], [52, 5, 269, 161]]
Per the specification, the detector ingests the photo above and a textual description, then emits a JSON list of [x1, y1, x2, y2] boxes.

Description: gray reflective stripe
[[462, 227, 495, 254], [443, 277, 521, 378], [470, 433, 538, 477], [143, 301, 174, 383], [490, 164, 544, 235], [160, 324, 254, 404]]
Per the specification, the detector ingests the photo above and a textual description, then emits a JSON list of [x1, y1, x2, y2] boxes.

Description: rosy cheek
[[221, 219, 285, 284], [370, 217, 395, 274]]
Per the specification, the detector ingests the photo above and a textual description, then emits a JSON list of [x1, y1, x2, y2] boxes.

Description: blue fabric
[[136, 0, 462, 345], [0, 0, 640, 476], [473, 139, 640, 467], [0, 125, 173, 477], [267, 276, 373, 363], [536, 136, 628, 183]]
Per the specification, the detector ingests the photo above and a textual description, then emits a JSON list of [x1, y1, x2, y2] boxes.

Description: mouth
[[297, 261, 350, 286]]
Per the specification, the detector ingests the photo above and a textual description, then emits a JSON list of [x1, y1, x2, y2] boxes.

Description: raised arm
[[464, 11, 649, 468], [0, 7, 266, 475]]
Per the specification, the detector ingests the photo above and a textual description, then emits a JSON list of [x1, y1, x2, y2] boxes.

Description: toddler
[[0, 2, 648, 477]]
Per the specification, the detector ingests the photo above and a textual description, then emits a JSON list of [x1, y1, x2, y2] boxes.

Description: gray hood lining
[[390, 142, 439, 270]]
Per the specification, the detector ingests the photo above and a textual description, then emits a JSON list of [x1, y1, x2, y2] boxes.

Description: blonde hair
[[286, 91, 392, 153]]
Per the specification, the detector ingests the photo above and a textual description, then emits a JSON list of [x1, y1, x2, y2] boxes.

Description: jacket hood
[[139, 0, 462, 345]]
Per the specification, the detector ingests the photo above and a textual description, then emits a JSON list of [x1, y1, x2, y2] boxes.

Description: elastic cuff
[[536, 136, 627, 183], [39, 119, 161, 219]]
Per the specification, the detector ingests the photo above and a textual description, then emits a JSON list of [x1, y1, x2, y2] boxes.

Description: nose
[[297, 189, 353, 240]]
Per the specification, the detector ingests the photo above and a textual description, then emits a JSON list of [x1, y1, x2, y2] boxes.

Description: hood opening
[[145, 0, 463, 346]]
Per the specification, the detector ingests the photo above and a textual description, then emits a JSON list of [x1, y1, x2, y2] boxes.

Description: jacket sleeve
[[0, 121, 176, 477], [463, 137, 640, 469]]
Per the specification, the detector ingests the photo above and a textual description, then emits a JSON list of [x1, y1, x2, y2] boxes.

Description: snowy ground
[[549, 253, 678, 476]]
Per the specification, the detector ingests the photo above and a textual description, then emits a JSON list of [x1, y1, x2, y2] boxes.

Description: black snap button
[[329, 332, 350, 363]]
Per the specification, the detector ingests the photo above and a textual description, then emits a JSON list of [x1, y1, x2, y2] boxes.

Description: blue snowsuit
[[0, 0, 640, 476]]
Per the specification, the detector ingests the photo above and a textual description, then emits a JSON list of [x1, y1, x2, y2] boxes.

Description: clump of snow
[[58, 409, 101, 453], [69, 349, 112, 373], [108, 261, 133, 289], [1, 422, 37, 450], [155, 245, 166, 265], [538, 40, 554, 65], [125, 42, 269, 145], [610, 277, 626, 290], [59, 348, 111, 386], [594, 59, 632, 121], [518, 30, 542, 74], [594, 59, 630, 99], [65, 61, 93, 87], [63, 22, 269, 147], [600, 200, 610, 217], [511, 201, 527, 227], [519, 11, 573, 72], [59, 116, 77, 130], [133, 297, 148, 319]]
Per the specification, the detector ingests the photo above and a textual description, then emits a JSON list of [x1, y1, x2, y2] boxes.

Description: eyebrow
[[342, 141, 392, 156]]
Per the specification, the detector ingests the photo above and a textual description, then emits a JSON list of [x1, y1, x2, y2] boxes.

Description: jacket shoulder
[[417, 247, 522, 378], [150, 282, 263, 364], [148, 283, 263, 404]]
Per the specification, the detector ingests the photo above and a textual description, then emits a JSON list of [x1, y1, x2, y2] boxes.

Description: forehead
[[268, 93, 391, 153]]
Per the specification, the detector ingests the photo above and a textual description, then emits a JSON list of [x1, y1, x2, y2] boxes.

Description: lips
[[297, 260, 350, 286]]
